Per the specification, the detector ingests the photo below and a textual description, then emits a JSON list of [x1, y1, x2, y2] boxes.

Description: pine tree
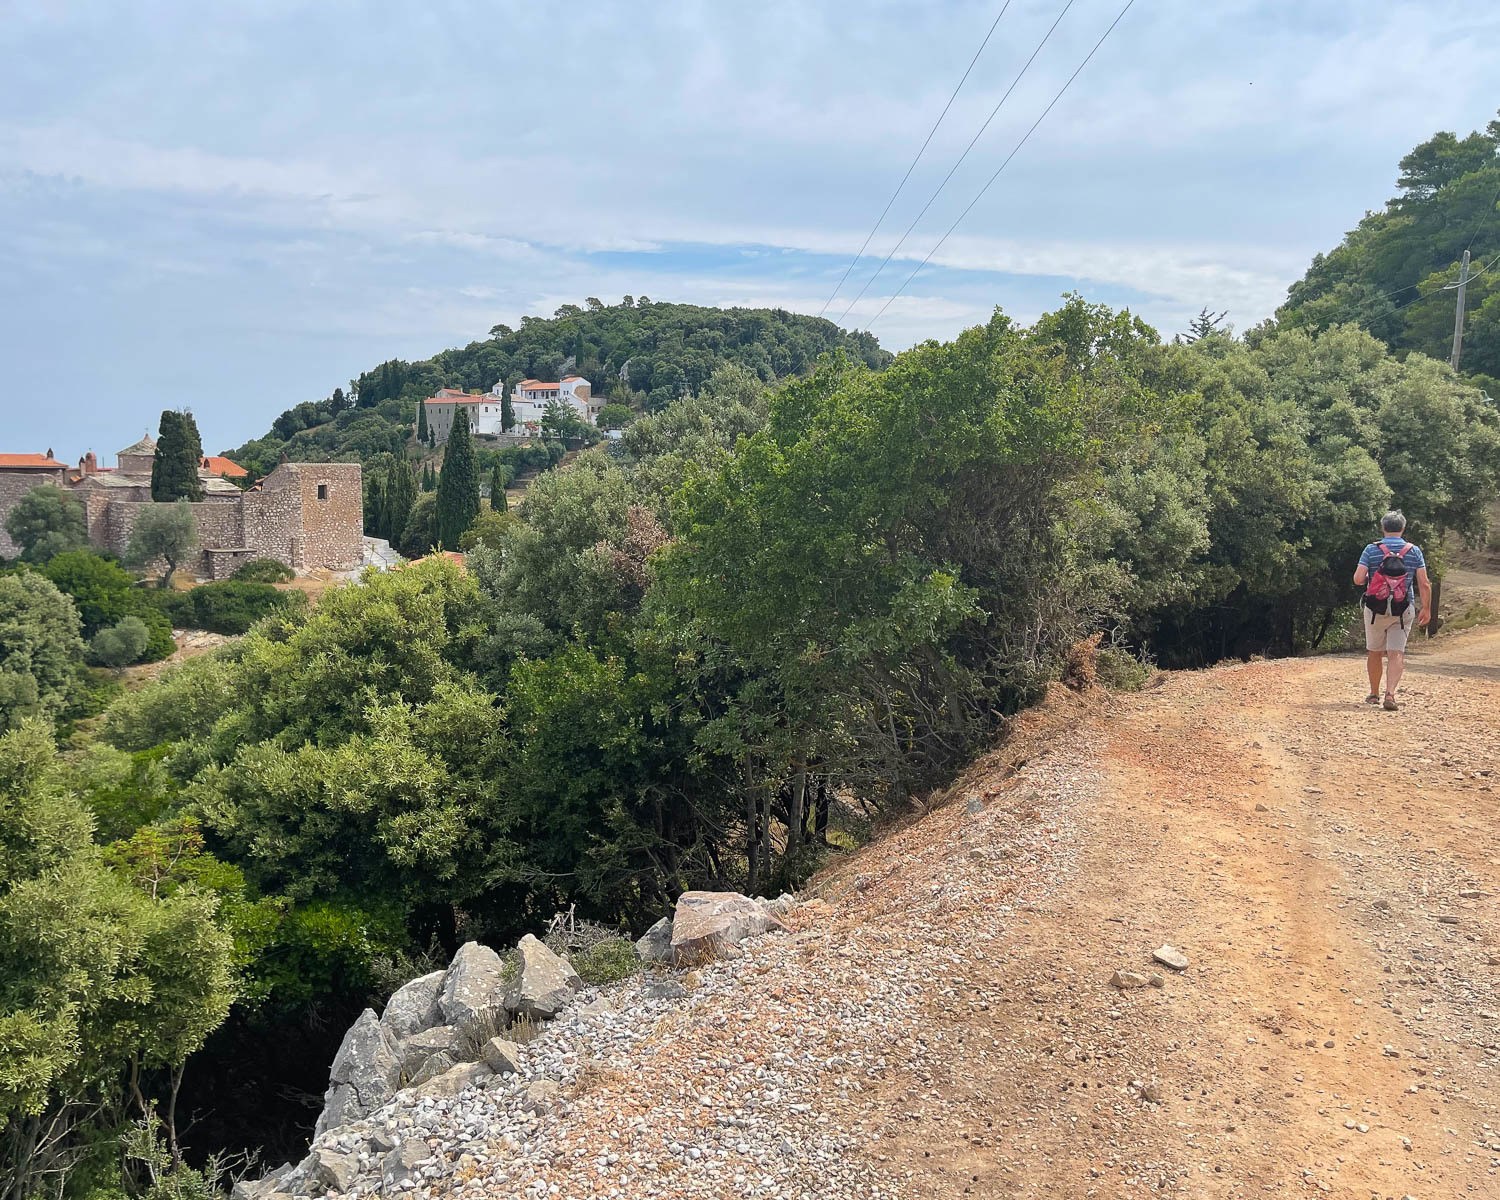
[[385, 457, 417, 544], [435, 408, 480, 548], [151, 410, 205, 502], [489, 463, 507, 511], [417, 399, 429, 444]]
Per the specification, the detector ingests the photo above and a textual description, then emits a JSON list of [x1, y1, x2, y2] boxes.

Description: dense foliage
[[1277, 110, 1500, 391], [153, 581, 307, 636], [0, 573, 85, 731], [126, 504, 199, 589], [3, 486, 88, 564], [151, 412, 205, 504], [224, 299, 890, 476]]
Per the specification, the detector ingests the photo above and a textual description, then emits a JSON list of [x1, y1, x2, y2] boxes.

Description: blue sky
[[2, 1, 1498, 459]]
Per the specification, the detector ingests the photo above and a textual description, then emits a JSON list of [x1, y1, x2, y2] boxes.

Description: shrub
[[233, 558, 294, 583], [154, 581, 306, 635], [1094, 645, 1154, 692], [89, 616, 150, 667], [567, 937, 642, 986]]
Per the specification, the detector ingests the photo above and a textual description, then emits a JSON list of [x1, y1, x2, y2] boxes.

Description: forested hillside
[[1277, 109, 1500, 391], [226, 300, 889, 477]]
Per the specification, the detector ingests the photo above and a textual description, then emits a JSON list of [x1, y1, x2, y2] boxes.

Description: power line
[[834, 0, 1078, 326], [816, 1, 1016, 319], [1462, 174, 1500, 255], [866, 0, 1137, 331]]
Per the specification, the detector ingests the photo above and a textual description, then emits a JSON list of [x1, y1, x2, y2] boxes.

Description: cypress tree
[[489, 462, 507, 511], [435, 407, 480, 548], [151, 409, 205, 502], [417, 399, 428, 444], [365, 474, 385, 538], [501, 388, 514, 433], [385, 457, 417, 544]]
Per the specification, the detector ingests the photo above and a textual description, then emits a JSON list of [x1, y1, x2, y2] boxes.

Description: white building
[[425, 377, 599, 444], [424, 388, 507, 442]]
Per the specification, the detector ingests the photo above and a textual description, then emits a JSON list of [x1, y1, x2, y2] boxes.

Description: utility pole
[[1447, 249, 1472, 370]]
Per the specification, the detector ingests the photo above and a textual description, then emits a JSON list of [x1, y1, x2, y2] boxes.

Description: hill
[[1275, 109, 1500, 391], [225, 299, 891, 477]]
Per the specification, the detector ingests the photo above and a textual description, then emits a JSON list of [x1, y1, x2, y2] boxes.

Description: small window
[[317, 484, 329, 501]]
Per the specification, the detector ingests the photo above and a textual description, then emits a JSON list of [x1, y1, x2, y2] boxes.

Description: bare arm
[[1353, 562, 1369, 586], [1416, 566, 1431, 620]]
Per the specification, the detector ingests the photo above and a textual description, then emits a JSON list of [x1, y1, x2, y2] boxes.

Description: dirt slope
[[861, 618, 1500, 1197], [444, 604, 1498, 1200]]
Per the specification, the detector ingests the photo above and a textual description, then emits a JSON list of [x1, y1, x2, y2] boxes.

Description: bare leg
[[1385, 650, 1406, 696], [1366, 651, 1383, 696]]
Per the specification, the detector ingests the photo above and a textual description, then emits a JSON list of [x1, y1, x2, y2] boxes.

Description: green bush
[[233, 557, 294, 583], [89, 616, 150, 667], [1094, 646, 1154, 692], [154, 581, 306, 635], [567, 937, 641, 986]]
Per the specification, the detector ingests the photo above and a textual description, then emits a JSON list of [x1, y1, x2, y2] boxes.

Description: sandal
[[1364, 693, 1380, 705], [1382, 693, 1398, 711]]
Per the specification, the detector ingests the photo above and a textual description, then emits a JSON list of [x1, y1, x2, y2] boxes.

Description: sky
[[2, 1, 1498, 460]]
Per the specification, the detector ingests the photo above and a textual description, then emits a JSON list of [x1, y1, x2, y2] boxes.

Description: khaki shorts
[[1365, 611, 1412, 653]]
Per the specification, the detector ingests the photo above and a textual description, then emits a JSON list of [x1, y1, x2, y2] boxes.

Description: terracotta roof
[[518, 380, 561, 390], [201, 455, 248, 478], [0, 453, 69, 469], [424, 394, 486, 406]]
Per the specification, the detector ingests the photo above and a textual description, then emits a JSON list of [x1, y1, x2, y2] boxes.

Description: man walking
[[1353, 510, 1431, 711]]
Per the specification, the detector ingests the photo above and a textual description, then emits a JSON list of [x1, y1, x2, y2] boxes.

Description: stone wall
[[0, 467, 69, 558]]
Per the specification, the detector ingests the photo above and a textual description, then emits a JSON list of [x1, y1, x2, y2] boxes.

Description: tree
[[385, 457, 418, 547], [501, 388, 515, 433], [151, 411, 205, 503], [595, 402, 634, 430], [398, 492, 438, 559], [4, 485, 88, 563], [0, 722, 236, 1200], [435, 407, 480, 549], [489, 462, 508, 512], [89, 615, 150, 668], [126, 502, 199, 588], [364, 472, 386, 539], [1180, 307, 1228, 343], [329, 386, 349, 415], [417, 399, 429, 445], [0, 572, 84, 731]]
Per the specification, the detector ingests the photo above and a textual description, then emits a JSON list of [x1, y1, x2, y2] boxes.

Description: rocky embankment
[[236, 892, 796, 1199]]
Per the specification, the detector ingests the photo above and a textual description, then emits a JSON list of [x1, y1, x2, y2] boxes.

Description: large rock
[[634, 916, 674, 964], [313, 1009, 401, 1137], [439, 942, 507, 1029], [669, 891, 787, 963], [415, 1059, 492, 1099], [408, 1050, 459, 1087], [380, 969, 446, 1038], [382, 1141, 429, 1192], [503, 934, 582, 1021], [481, 1036, 523, 1075], [395, 1025, 458, 1079], [307, 1147, 359, 1193]]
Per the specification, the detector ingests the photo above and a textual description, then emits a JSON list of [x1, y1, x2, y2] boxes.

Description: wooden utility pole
[[1448, 249, 1472, 370]]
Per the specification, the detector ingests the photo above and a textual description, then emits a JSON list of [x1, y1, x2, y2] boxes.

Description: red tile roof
[[518, 379, 561, 390], [201, 455, 248, 478], [424, 393, 486, 406], [0, 453, 68, 469]]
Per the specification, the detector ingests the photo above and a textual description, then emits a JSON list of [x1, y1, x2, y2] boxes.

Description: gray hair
[[1381, 509, 1406, 533]]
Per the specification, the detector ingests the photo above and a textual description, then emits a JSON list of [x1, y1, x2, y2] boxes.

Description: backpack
[[1363, 541, 1412, 622]]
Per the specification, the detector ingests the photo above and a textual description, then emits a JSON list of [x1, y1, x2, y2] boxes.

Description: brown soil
[[858, 595, 1500, 1197]]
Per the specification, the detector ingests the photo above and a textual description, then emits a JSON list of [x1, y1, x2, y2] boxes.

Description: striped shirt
[[1359, 536, 1425, 585]]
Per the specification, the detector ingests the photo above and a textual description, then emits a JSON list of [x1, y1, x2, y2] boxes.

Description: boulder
[[415, 1060, 491, 1099], [503, 934, 582, 1021], [230, 1168, 293, 1200], [521, 1079, 562, 1113], [669, 891, 787, 963], [307, 1147, 359, 1193], [313, 1009, 401, 1137], [395, 1025, 459, 1079], [439, 942, 507, 1029], [408, 1050, 459, 1088], [481, 1036, 523, 1075], [382, 1141, 429, 1192], [634, 916, 674, 964], [379, 969, 446, 1038]]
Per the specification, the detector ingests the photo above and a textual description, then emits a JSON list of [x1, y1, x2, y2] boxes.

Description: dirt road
[[866, 616, 1500, 1197]]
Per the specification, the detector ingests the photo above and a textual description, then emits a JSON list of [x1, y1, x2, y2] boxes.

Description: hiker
[[1352, 510, 1430, 711]]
